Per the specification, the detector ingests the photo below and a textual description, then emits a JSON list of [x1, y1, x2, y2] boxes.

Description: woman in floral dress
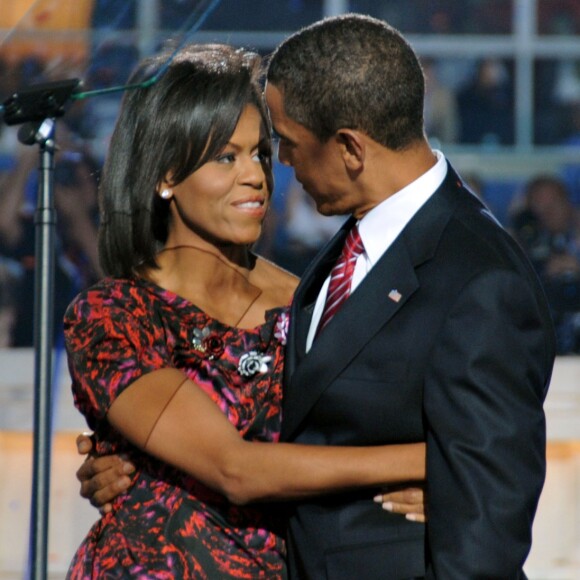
[[65, 44, 426, 579]]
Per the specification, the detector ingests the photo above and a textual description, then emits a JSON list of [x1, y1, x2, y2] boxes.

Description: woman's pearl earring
[[160, 188, 172, 200]]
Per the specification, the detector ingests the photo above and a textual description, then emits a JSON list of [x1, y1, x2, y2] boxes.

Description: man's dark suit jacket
[[281, 163, 556, 579]]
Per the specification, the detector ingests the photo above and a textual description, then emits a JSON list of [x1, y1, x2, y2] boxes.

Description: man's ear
[[336, 129, 365, 172]]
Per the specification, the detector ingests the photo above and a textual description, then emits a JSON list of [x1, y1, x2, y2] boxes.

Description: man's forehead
[[263, 82, 279, 106], [263, 84, 286, 124]]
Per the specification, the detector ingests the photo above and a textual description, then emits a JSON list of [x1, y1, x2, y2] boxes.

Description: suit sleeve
[[424, 269, 553, 579]]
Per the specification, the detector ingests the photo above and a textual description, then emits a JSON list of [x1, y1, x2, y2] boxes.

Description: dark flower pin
[[192, 327, 224, 360]]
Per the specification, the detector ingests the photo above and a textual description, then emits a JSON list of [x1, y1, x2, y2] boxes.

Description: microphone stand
[[2, 78, 80, 580]]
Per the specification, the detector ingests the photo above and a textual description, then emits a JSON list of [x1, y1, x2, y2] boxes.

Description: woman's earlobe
[[158, 173, 175, 200]]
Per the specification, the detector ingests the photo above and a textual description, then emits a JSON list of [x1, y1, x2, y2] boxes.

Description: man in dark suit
[[264, 13, 555, 579], [75, 13, 554, 579]]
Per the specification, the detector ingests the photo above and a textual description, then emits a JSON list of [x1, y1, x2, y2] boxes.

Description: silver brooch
[[237, 351, 272, 377]]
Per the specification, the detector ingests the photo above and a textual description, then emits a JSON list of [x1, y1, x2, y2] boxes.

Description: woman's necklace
[[160, 245, 273, 377], [232, 286, 263, 327], [158, 244, 262, 328]]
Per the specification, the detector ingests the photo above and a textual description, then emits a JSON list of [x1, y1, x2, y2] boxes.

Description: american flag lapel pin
[[388, 289, 402, 303]]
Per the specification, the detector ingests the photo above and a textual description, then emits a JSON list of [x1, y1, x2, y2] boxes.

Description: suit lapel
[[284, 219, 354, 378], [281, 241, 419, 439], [281, 162, 464, 441]]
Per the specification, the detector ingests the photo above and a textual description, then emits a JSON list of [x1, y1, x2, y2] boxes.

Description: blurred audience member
[[0, 133, 100, 347], [0, 257, 20, 347], [422, 57, 459, 146], [534, 59, 570, 145], [553, 59, 580, 106], [470, 0, 512, 34], [538, 0, 580, 35], [352, 0, 511, 34], [511, 175, 580, 353], [458, 58, 514, 145], [560, 102, 580, 208]]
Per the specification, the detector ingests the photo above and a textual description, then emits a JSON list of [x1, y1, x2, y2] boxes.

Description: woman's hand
[[76, 433, 136, 513], [374, 484, 426, 522]]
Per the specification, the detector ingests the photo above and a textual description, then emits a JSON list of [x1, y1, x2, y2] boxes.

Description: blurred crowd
[[422, 55, 580, 149], [510, 175, 580, 354], [0, 126, 101, 348], [1, 0, 580, 353]]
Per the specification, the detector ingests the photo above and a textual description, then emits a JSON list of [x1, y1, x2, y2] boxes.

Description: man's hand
[[76, 433, 136, 514], [374, 484, 426, 523]]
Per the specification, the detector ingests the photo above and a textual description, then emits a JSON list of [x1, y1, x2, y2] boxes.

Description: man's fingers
[[98, 503, 113, 515], [77, 454, 134, 483], [76, 432, 95, 455], [88, 476, 133, 507], [76, 454, 136, 506], [77, 456, 95, 482]]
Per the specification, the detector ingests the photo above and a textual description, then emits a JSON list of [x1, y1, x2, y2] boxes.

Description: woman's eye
[[253, 151, 269, 163], [216, 153, 235, 164]]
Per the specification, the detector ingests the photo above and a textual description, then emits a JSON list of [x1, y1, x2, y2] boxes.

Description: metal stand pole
[[29, 118, 57, 580], [2, 79, 79, 580]]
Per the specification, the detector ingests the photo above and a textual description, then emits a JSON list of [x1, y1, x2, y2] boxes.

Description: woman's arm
[[74, 438, 426, 519], [106, 367, 425, 505]]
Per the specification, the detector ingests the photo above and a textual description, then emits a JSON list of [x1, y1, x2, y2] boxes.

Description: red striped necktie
[[316, 225, 365, 335]]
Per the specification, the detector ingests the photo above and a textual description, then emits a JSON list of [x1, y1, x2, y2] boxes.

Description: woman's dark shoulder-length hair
[[98, 43, 272, 278]]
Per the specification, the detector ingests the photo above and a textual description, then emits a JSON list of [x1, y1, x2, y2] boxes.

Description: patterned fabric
[[64, 277, 288, 579], [317, 225, 364, 334]]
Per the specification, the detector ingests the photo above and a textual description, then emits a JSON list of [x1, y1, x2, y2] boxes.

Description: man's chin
[[316, 202, 346, 217], [314, 200, 334, 216]]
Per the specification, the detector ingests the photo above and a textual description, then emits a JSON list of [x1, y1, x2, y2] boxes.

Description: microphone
[[0, 0, 223, 128]]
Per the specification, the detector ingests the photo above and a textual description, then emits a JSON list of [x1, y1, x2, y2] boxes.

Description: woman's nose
[[240, 156, 266, 187]]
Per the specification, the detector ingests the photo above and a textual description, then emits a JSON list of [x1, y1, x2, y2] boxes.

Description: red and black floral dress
[[64, 277, 290, 579]]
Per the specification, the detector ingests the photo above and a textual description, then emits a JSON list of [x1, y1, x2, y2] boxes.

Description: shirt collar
[[358, 150, 447, 266]]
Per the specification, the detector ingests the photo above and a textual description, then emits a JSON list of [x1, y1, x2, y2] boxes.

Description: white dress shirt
[[306, 150, 448, 351]]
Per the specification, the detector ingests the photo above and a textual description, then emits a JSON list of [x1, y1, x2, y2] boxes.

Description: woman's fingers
[[373, 486, 427, 522]]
